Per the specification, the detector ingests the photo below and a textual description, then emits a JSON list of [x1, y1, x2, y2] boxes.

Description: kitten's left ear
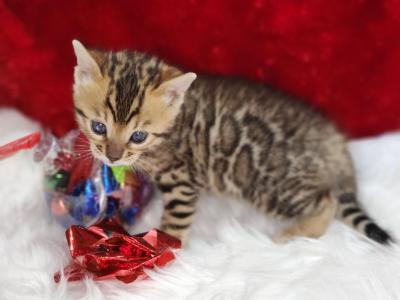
[[72, 40, 102, 85], [158, 72, 197, 106]]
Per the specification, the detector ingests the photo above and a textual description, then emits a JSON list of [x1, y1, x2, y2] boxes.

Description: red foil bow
[[54, 218, 181, 283]]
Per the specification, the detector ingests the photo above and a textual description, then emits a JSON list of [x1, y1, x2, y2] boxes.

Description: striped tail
[[336, 192, 393, 245]]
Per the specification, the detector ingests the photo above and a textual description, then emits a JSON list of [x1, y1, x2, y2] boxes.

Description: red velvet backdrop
[[1, 0, 400, 137]]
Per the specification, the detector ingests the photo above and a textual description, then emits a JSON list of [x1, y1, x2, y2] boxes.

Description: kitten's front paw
[[272, 232, 294, 244], [160, 225, 190, 247]]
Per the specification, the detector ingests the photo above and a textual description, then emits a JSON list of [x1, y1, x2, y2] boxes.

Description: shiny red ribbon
[[54, 218, 181, 283], [0, 132, 41, 160]]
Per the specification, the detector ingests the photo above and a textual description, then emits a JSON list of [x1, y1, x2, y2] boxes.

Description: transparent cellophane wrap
[[34, 130, 153, 228]]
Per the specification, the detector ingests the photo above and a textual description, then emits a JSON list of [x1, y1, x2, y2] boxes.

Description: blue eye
[[91, 120, 107, 135], [130, 131, 148, 144]]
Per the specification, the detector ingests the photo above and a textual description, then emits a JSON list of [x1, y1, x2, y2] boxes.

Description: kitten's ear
[[72, 40, 102, 85], [158, 72, 197, 106]]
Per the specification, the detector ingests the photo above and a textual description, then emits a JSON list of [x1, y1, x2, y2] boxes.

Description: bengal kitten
[[71, 40, 392, 245]]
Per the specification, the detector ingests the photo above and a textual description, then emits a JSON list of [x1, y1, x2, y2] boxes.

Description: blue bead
[[101, 164, 118, 194], [105, 196, 119, 218], [83, 180, 100, 217], [71, 205, 84, 222], [120, 207, 139, 225], [71, 181, 84, 196]]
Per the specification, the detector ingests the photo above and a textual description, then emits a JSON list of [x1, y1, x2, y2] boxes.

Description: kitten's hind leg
[[274, 193, 337, 243]]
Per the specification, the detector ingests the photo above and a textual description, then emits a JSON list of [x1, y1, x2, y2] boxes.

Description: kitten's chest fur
[[146, 75, 339, 201]]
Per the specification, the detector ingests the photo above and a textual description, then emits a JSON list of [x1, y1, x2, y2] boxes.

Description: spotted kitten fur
[[72, 40, 392, 245]]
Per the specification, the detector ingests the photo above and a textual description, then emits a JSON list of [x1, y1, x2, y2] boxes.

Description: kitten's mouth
[[88, 145, 136, 168], [105, 161, 128, 167], [99, 156, 129, 167], [89, 145, 125, 166]]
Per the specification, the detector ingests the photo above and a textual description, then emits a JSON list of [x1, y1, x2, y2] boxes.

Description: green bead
[[111, 166, 129, 184], [44, 170, 70, 191]]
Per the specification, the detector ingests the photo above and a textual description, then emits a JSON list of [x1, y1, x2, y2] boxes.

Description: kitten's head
[[71, 40, 196, 167]]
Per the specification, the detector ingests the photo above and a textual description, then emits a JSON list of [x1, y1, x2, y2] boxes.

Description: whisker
[[74, 142, 90, 147], [132, 158, 153, 176], [74, 150, 92, 156], [74, 150, 93, 156], [75, 144, 89, 149], [74, 140, 90, 147], [75, 141, 90, 147], [73, 152, 94, 160], [74, 149, 92, 154]]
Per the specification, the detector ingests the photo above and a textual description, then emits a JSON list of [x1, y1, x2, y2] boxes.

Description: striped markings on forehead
[[104, 52, 162, 124]]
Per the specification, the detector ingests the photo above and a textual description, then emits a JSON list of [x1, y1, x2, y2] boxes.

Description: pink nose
[[106, 143, 123, 163]]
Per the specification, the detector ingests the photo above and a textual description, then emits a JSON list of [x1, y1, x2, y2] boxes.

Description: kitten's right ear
[[72, 40, 102, 85]]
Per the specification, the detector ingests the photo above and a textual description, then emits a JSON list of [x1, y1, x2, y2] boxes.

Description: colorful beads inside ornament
[[44, 166, 106, 227], [40, 130, 153, 228]]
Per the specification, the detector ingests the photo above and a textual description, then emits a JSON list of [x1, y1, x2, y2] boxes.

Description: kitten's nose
[[106, 143, 124, 163]]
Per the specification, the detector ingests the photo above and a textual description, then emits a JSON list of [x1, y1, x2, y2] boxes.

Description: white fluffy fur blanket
[[0, 108, 399, 300]]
